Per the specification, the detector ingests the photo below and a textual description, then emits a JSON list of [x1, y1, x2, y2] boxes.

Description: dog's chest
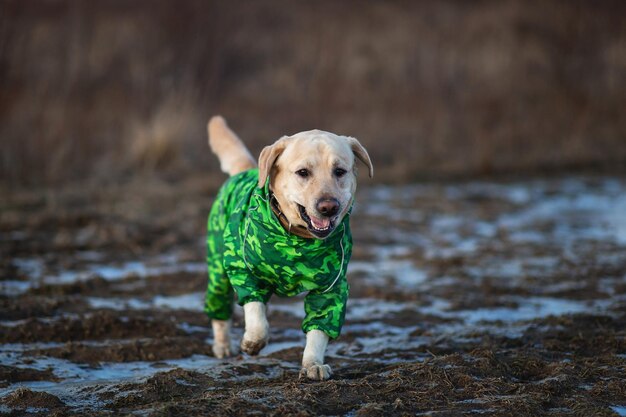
[[234, 217, 351, 297]]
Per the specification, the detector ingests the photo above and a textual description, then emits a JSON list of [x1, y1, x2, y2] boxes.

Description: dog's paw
[[212, 342, 233, 359], [240, 334, 268, 356], [299, 364, 332, 381]]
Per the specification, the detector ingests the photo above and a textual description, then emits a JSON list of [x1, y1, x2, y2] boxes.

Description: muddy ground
[[1, 175, 626, 416]]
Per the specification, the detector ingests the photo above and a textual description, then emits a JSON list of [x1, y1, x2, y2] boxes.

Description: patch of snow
[[611, 406, 626, 416], [87, 292, 204, 312]]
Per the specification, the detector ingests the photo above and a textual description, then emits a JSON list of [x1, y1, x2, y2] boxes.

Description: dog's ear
[[258, 137, 291, 188], [346, 137, 374, 178]]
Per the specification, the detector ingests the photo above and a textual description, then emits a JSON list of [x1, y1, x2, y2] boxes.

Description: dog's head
[[258, 130, 373, 239]]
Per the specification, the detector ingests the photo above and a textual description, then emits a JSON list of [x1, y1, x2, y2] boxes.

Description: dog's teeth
[[310, 216, 331, 230]]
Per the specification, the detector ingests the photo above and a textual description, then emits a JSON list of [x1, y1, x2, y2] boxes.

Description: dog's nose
[[316, 198, 340, 217]]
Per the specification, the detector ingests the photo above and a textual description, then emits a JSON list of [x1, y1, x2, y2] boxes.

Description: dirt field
[[1, 174, 626, 416]]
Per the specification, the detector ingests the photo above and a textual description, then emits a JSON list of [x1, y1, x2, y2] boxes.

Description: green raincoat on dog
[[205, 168, 352, 339]]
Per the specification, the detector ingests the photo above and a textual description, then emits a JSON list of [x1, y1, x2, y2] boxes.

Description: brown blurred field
[[1, 0, 625, 187]]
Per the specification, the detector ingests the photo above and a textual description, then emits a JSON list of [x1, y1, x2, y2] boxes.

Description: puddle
[[448, 297, 598, 324], [47, 260, 205, 285], [0, 280, 34, 296], [6, 254, 206, 295], [0, 354, 220, 387], [348, 258, 427, 288], [0, 351, 290, 409], [87, 292, 205, 312], [612, 405, 626, 416], [12, 258, 45, 278]]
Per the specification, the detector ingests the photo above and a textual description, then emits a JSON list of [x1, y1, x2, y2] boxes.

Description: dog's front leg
[[211, 319, 233, 358], [299, 329, 331, 380], [240, 301, 269, 355]]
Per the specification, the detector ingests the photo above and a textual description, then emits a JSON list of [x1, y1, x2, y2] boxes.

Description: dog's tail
[[208, 116, 257, 176]]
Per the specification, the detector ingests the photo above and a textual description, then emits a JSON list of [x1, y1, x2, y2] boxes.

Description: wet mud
[[1, 176, 626, 416]]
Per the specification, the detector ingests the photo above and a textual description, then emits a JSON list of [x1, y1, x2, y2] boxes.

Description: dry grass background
[[1, 0, 625, 187]]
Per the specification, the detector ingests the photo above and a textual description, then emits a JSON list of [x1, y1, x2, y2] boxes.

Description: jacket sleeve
[[301, 275, 349, 339]]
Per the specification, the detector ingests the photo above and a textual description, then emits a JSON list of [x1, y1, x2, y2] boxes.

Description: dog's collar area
[[269, 192, 315, 239]]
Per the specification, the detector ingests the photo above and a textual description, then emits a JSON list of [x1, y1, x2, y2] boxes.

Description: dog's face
[[258, 130, 373, 239]]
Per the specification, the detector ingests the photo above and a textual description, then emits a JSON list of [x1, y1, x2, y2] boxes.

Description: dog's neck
[[269, 192, 315, 239]]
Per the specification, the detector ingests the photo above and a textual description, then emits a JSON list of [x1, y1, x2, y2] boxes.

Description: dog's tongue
[[310, 216, 331, 230]]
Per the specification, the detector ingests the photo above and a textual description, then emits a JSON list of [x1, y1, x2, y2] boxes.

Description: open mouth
[[298, 204, 336, 238]]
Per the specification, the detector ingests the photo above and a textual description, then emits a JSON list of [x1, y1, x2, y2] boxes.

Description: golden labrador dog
[[206, 116, 372, 380]]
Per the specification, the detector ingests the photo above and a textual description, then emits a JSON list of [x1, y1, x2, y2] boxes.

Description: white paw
[[299, 364, 332, 381], [213, 341, 233, 359], [240, 333, 268, 356]]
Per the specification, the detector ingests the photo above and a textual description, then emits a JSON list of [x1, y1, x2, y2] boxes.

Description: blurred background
[[2, 3, 626, 413], [1, 0, 625, 187]]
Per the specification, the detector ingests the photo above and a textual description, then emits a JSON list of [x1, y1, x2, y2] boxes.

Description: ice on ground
[[451, 297, 597, 324], [48, 260, 205, 285], [611, 406, 626, 417], [3, 253, 206, 296], [348, 244, 428, 288], [0, 353, 288, 409], [87, 292, 205, 312]]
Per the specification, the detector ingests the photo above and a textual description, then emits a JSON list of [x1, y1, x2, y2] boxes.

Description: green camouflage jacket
[[205, 168, 352, 339]]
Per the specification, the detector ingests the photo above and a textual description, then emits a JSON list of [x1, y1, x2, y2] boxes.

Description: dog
[[204, 116, 372, 380]]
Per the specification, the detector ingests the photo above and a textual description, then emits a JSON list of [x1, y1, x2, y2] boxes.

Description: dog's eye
[[334, 168, 347, 178], [295, 169, 310, 178]]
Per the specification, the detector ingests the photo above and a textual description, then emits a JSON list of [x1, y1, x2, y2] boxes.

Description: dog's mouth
[[297, 204, 336, 239]]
